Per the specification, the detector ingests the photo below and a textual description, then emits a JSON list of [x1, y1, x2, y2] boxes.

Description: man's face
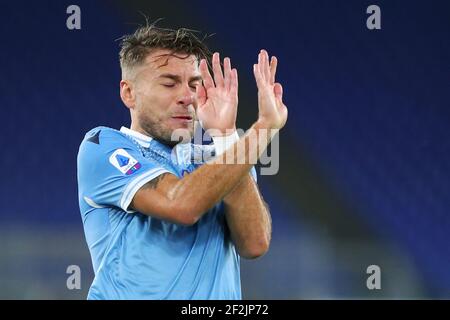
[[131, 49, 202, 145]]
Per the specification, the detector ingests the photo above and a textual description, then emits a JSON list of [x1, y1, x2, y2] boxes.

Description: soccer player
[[77, 24, 288, 299]]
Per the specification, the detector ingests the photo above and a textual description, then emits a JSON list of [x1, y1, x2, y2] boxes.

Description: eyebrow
[[158, 73, 202, 83]]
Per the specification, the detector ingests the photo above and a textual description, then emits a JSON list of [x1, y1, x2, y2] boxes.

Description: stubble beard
[[138, 115, 194, 147]]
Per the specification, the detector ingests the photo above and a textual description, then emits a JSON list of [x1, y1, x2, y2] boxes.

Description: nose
[[177, 85, 195, 107]]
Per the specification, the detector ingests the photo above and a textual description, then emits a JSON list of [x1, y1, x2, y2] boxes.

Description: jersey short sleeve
[[77, 127, 171, 213]]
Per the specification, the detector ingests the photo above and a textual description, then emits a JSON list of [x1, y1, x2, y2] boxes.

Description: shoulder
[[81, 126, 135, 147], [77, 126, 140, 166], [79, 126, 139, 151]]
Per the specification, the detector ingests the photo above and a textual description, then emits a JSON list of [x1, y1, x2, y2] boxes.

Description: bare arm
[[221, 50, 283, 259], [131, 123, 273, 226], [223, 174, 272, 259]]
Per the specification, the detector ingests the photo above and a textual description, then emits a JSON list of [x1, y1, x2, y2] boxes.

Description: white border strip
[[120, 126, 153, 148]]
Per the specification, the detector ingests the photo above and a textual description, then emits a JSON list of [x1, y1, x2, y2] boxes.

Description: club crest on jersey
[[109, 149, 141, 175]]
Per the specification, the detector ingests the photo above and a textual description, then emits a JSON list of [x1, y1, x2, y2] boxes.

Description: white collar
[[120, 126, 153, 148]]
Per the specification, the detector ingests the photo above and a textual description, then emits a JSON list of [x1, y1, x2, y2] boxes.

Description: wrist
[[206, 126, 237, 137], [212, 130, 240, 156], [254, 119, 272, 130], [252, 120, 279, 140]]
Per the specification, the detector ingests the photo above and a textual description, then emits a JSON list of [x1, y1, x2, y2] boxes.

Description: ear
[[120, 80, 135, 109]]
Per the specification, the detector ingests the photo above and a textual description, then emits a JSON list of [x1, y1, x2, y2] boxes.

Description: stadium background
[[0, 0, 449, 299]]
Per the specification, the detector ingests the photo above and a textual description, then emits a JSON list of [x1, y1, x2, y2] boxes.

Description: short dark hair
[[118, 21, 212, 73]]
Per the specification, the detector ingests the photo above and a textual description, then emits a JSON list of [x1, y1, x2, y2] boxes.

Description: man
[[77, 24, 287, 299]]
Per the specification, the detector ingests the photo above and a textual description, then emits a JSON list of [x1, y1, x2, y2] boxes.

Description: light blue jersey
[[77, 126, 243, 300]]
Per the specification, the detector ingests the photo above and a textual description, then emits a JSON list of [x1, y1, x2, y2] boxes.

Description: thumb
[[274, 83, 283, 101], [196, 84, 207, 107]]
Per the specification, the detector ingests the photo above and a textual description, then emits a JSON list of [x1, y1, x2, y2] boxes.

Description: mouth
[[171, 115, 193, 121]]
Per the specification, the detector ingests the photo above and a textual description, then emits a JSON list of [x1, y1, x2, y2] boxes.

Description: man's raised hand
[[253, 50, 288, 130], [196, 52, 238, 137]]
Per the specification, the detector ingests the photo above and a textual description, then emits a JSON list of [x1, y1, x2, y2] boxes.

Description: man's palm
[[196, 53, 238, 136]]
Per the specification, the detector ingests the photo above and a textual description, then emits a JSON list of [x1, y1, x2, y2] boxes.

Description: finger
[[224, 57, 231, 90], [199, 59, 214, 90], [262, 50, 271, 81], [270, 56, 278, 85], [253, 64, 262, 87], [212, 52, 224, 87], [230, 68, 238, 96], [274, 82, 283, 103], [258, 51, 265, 81]]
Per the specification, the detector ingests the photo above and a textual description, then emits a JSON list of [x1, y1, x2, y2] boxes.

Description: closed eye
[[190, 82, 201, 90], [162, 84, 176, 88]]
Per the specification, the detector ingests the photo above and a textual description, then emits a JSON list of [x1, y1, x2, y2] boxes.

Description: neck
[[130, 122, 148, 137], [129, 121, 178, 148]]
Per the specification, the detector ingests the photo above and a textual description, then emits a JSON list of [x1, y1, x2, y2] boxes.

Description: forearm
[[172, 122, 275, 223], [223, 174, 272, 259]]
